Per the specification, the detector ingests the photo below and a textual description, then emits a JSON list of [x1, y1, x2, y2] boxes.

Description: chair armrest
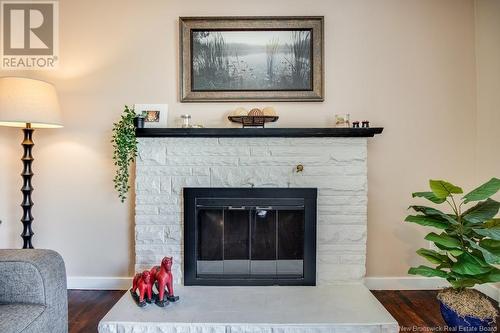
[[0, 249, 67, 307]]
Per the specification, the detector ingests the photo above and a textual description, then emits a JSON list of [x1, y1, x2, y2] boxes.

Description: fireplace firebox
[[184, 188, 317, 286]]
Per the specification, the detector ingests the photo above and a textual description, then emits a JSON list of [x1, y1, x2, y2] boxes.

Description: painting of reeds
[[191, 30, 312, 91], [180, 17, 324, 102]]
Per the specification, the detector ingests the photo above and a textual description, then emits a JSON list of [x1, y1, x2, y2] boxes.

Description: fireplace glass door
[[184, 188, 316, 286], [197, 206, 305, 279]]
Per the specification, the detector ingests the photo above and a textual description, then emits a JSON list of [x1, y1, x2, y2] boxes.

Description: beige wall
[[475, 0, 500, 289], [0, 0, 481, 280], [475, 0, 500, 190]]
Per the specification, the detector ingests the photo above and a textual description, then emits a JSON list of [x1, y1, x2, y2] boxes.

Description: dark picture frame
[[179, 16, 324, 102]]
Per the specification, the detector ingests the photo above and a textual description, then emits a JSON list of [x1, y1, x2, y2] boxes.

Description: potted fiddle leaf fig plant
[[111, 105, 138, 202], [405, 178, 500, 330]]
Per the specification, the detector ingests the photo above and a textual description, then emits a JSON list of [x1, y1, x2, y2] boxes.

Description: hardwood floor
[[372, 290, 446, 328], [68, 290, 125, 333], [372, 290, 499, 332], [68, 289, 499, 333]]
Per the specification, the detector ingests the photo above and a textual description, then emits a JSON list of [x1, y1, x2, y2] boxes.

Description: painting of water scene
[[180, 17, 323, 102], [191, 30, 312, 91]]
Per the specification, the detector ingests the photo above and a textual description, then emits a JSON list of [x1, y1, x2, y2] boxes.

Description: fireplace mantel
[[136, 127, 383, 138]]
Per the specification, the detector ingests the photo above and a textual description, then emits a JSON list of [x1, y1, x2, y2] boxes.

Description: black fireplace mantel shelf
[[135, 127, 383, 138]]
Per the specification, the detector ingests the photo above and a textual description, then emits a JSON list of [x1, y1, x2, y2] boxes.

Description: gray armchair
[[0, 249, 68, 333]]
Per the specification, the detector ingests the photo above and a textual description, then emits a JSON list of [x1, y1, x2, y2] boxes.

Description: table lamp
[[0, 77, 62, 249]]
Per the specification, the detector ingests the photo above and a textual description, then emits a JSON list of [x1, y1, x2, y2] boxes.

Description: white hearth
[[99, 285, 398, 333]]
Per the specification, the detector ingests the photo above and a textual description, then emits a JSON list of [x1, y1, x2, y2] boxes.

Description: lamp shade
[[0, 77, 62, 128]]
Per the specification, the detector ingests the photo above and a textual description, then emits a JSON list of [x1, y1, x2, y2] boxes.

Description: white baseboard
[[364, 276, 499, 302], [67, 276, 132, 290]]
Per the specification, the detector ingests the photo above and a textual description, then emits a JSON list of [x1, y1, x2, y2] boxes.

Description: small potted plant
[[405, 178, 499, 330], [111, 105, 138, 202]]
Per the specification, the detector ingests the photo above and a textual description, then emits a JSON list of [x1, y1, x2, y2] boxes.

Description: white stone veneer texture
[[135, 137, 368, 285]]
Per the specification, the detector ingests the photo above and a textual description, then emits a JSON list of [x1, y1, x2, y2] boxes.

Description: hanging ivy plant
[[111, 105, 138, 202]]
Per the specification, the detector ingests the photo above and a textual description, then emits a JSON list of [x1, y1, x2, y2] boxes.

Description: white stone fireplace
[[134, 136, 369, 285], [100, 129, 398, 333]]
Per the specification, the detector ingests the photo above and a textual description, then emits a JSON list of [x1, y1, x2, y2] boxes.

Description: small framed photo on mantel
[[179, 16, 324, 102], [134, 104, 168, 128]]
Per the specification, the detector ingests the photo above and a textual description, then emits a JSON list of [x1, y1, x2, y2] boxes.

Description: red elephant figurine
[[130, 270, 153, 307], [150, 256, 179, 307]]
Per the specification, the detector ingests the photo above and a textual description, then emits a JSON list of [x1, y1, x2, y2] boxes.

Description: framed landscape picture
[[179, 16, 324, 102]]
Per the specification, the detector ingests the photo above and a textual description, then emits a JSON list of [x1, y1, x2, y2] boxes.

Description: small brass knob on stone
[[296, 164, 304, 173]]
